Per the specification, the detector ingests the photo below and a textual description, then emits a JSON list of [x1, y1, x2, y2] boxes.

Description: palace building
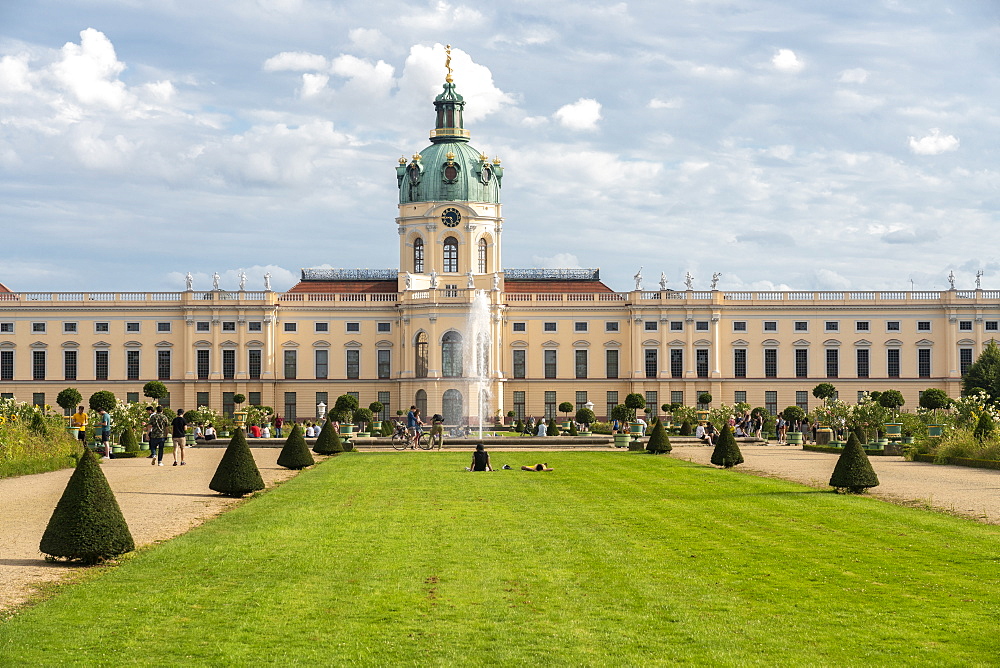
[[1, 69, 997, 423]]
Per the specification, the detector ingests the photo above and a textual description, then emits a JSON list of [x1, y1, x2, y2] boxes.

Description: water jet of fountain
[[464, 291, 492, 440]]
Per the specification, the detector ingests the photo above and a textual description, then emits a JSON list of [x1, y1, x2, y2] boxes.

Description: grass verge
[[1, 451, 999, 665]]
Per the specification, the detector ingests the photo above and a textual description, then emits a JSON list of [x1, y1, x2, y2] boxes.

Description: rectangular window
[[645, 321, 658, 332], [377, 391, 391, 420], [63, 322, 77, 334], [858, 391, 866, 403], [248, 350, 261, 380], [196, 321, 210, 332], [574, 322, 588, 332], [544, 349, 557, 379], [157, 322, 171, 333], [127, 392, 139, 404], [377, 349, 391, 379], [543, 322, 557, 332], [794, 321, 808, 332], [765, 391, 777, 416], [513, 350, 526, 379], [222, 349, 235, 379], [645, 391, 658, 418], [513, 322, 526, 332], [377, 322, 391, 333], [576, 349, 588, 379], [670, 349, 683, 378], [605, 321, 619, 332], [127, 350, 140, 380], [95, 350, 109, 381], [887, 349, 900, 378], [733, 349, 747, 378], [248, 321, 262, 332], [32, 392, 45, 408], [605, 349, 618, 379], [695, 321, 709, 332], [157, 350, 170, 380], [917, 321, 931, 331], [32, 322, 46, 334], [315, 349, 328, 379], [918, 348, 931, 378], [987, 321, 998, 332], [795, 349, 808, 378], [670, 390, 683, 406], [314, 322, 329, 333], [735, 390, 747, 405], [764, 349, 777, 378], [576, 391, 588, 411], [644, 349, 657, 378], [197, 391, 209, 408], [544, 390, 556, 420], [796, 390, 808, 412], [856, 348, 870, 378], [32, 350, 45, 380], [960, 348, 974, 376], [284, 322, 297, 333], [222, 392, 234, 418], [222, 321, 236, 332], [670, 321, 683, 331], [856, 321, 870, 332], [0, 322, 11, 333], [94, 322, 108, 333], [733, 321, 747, 332], [959, 320, 973, 331], [346, 350, 360, 379], [126, 322, 139, 333], [197, 349, 210, 380], [887, 321, 900, 331], [825, 321, 839, 332], [283, 350, 297, 379], [444, 284, 458, 297], [284, 392, 297, 421], [0, 350, 12, 381], [513, 391, 525, 420], [159, 392, 170, 409], [607, 391, 618, 420], [826, 348, 839, 378], [763, 321, 777, 332], [696, 349, 708, 378], [249, 392, 261, 406], [64, 350, 77, 381]]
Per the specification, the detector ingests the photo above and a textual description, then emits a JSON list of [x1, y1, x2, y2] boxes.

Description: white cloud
[[648, 97, 681, 109], [330, 55, 396, 97], [531, 253, 582, 269], [908, 128, 959, 155], [0, 53, 32, 94], [300, 73, 329, 99], [348, 28, 390, 53], [771, 48, 804, 73], [396, 44, 511, 122], [398, 1, 486, 31], [51, 28, 128, 109], [554, 98, 602, 131], [262, 51, 329, 72], [838, 68, 869, 84]]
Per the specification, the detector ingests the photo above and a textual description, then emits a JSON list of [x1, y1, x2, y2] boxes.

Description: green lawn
[[2, 452, 1000, 666]]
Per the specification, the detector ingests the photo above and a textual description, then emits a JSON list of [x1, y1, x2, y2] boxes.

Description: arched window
[[415, 332, 428, 378], [442, 331, 463, 377], [415, 389, 427, 418], [443, 389, 464, 425], [443, 236, 458, 273], [477, 238, 487, 273], [413, 238, 424, 273]]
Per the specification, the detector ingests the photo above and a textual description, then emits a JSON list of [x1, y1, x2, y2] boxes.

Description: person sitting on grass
[[521, 463, 553, 472], [468, 443, 492, 471]]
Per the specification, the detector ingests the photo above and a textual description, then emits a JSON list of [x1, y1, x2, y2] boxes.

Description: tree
[[89, 390, 117, 414], [142, 381, 168, 404], [645, 419, 672, 454], [313, 418, 344, 455], [232, 393, 246, 407], [333, 394, 360, 425], [919, 388, 950, 414], [710, 424, 743, 468], [40, 449, 135, 564], [209, 428, 265, 497], [353, 407, 374, 433], [624, 393, 646, 420], [568, 421, 579, 436], [973, 410, 995, 443], [56, 388, 83, 415], [829, 433, 879, 493], [558, 401, 574, 419], [782, 405, 806, 423], [277, 424, 314, 469], [878, 390, 905, 416], [812, 383, 837, 403], [575, 407, 596, 427], [610, 404, 632, 424], [368, 401, 385, 419], [963, 341, 1000, 403], [698, 392, 713, 407]]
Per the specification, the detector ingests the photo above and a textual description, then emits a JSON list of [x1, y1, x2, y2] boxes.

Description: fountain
[[464, 290, 493, 439]]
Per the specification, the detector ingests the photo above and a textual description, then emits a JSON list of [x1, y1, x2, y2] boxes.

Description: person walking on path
[[273, 415, 284, 438], [171, 409, 188, 466], [71, 406, 88, 444], [96, 408, 112, 460], [147, 405, 170, 466]]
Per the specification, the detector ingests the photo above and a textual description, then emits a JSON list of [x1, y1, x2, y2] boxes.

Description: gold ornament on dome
[[398, 156, 406, 164], [412, 153, 422, 162], [445, 151, 456, 162], [479, 153, 489, 162], [492, 157, 502, 165], [445, 44, 453, 83]]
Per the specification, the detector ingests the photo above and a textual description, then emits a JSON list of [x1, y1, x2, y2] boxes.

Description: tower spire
[[445, 44, 454, 83], [430, 45, 469, 142]]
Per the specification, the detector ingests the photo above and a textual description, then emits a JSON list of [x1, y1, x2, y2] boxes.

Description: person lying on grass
[[521, 463, 553, 472]]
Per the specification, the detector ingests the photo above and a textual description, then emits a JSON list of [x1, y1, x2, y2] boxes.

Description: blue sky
[[1, 1, 997, 293]]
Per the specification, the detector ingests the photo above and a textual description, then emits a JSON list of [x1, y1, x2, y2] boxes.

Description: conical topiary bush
[[312, 419, 344, 455], [121, 428, 139, 455], [209, 428, 265, 497], [546, 419, 560, 436], [710, 424, 744, 468], [679, 419, 693, 436], [40, 449, 135, 564], [277, 424, 314, 470], [829, 433, 879, 494], [568, 421, 579, 436], [852, 426, 868, 445], [646, 418, 672, 454]]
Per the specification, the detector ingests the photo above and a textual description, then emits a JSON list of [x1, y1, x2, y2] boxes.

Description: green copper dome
[[396, 80, 503, 204]]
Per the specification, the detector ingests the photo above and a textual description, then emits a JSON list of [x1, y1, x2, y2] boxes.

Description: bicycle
[[391, 425, 434, 450]]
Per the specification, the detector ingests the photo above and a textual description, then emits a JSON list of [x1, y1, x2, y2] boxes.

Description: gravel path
[[0, 448, 299, 613], [671, 445, 1000, 523]]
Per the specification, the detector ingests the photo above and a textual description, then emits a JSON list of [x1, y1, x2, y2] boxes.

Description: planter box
[[786, 431, 803, 445], [340, 425, 356, 435], [815, 427, 833, 445], [927, 425, 944, 437], [613, 434, 630, 448], [884, 423, 903, 437]]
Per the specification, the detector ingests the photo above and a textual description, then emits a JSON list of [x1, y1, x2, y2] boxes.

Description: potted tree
[[368, 401, 384, 433], [575, 407, 596, 436], [558, 401, 574, 432], [878, 390, 905, 441], [354, 407, 374, 437], [334, 395, 359, 435], [506, 410, 515, 428], [610, 404, 632, 448], [781, 405, 806, 445], [919, 388, 949, 438], [696, 392, 712, 424], [56, 387, 83, 437], [624, 393, 646, 437], [143, 380, 169, 405]]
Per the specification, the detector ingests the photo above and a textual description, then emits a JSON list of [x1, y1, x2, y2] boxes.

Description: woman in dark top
[[470, 444, 492, 471]]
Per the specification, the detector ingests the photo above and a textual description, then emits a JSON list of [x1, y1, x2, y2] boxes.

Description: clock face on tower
[[442, 208, 461, 227]]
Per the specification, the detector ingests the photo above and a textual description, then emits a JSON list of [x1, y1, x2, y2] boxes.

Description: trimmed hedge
[[711, 424, 743, 468], [313, 419, 344, 455], [829, 433, 879, 493], [913, 453, 1000, 471], [209, 428, 265, 497], [646, 419, 672, 454], [277, 424, 314, 470]]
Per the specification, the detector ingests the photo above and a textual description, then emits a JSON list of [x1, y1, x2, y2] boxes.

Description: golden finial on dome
[[412, 153, 422, 161], [398, 155, 406, 164], [445, 44, 453, 83], [479, 152, 489, 162], [445, 151, 455, 161], [492, 156, 502, 165]]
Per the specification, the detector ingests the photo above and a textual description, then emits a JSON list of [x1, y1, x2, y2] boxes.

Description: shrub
[[710, 424, 743, 468], [369, 401, 384, 417], [646, 419, 672, 454], [558, 401, 574, 416], [782, 406, 805, 423], [232, 393, 246, 406], [610, 404, 632, 424], [852, 426, 869, 445], [142, 381, 168, 403], [381, 420, 393, 437], [277, 424, 314, 470], [812, 383, 837, 402], [568, 421, 579, 436], [878, 390, 905, 411], [829, 433, 879, 493], [353, 407, 374, 432], [313, 419, 344, 455], [679, 419, 693, 436], [575, 407, 596, 426], [624, 393, 646, 419], [546, 419, 559, 436], [39, 449, 135, 564], [590, 421, 612, 435], [29, 411, 47, 436], [120, 428, 139, 453], [56, 388, 83, 414], [698, 392, 713, 406], [962, 340, 1000, 403], [515, 419, 524, 434], [209, 428, 265, 497], [973, 411, 995, 443], [919, 388, 950, 412], [89, 390, 117, 414]]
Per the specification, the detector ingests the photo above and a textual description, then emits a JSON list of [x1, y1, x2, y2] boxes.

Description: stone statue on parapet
[[467, 271, 475, 289], [404, 272, 412, 290], [238, 270, 247, 291], [185, 272, 193, 291], [711, 272, 721, 290], [976, 270, 983, 290], [430, 271, 439, 288], [685, 272, 694, 290], [948, 270, 956, 290], [264, 272, 271, 291], [633, 266, 643, 291], [659, 272, 667, 291], [212, 272, 220, 290], [492, 274, 500, 291]]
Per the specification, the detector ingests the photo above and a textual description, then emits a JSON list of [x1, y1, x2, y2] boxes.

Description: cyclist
[[429, 412, 445, 448], [407, 405, 423, 450]]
